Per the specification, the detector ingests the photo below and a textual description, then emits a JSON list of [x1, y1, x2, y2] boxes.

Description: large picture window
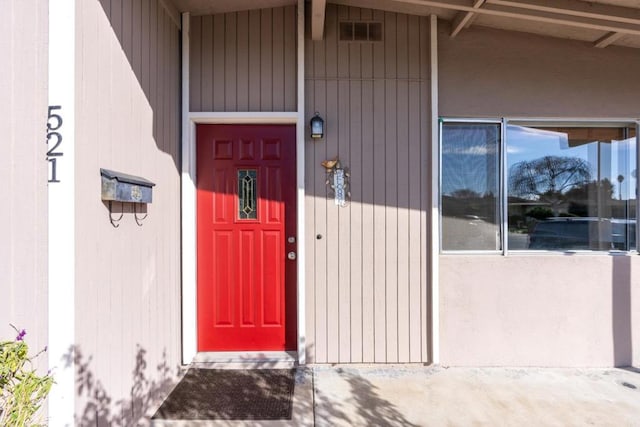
[[440, 119, 638, 252], [507, 125, 636, 251]]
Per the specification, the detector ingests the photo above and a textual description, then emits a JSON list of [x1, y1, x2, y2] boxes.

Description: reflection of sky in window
[[441, 124, 500, 196], [507, 125, 637, 200], [442, 124, 637, 200], [610, 138, 636, 200]]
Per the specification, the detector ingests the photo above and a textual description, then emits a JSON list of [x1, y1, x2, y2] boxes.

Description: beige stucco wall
[[73, 0, 182, 424], [440, 255, 638, 367], [439, 23, 640, 118], [438, 23, 640, 367], [0, 0, 49, 358]]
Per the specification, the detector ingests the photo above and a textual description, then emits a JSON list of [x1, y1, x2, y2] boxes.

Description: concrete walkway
[[152, 365, 640, 427]]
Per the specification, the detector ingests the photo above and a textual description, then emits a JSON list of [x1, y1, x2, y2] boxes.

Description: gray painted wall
[[305, 5, 431, 363], [74, 0, 182, 424], [189, 6, 298, 112], [0, 0, 49, 361]]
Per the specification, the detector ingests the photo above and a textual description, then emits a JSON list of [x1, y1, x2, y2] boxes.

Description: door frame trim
[[182, 113, 303, 364], [181, 1, 306, 365]]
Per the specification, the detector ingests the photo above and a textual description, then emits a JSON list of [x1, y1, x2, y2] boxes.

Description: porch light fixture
[[310, 112, 324, 139]]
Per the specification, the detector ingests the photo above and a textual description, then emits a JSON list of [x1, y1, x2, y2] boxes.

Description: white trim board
[[180, 12, 196, 365], [296, 0, 307, 366], [48, 0, 76, 425], [191, 351, 297, 369], [188, 111, 298, 123], [181, 113, 306, 364], [429, 14, 440, 366]]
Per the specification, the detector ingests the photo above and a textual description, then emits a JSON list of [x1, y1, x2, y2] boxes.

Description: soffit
[[332, 0, 640, 48], [169, 0, 296, 16], [588, 0, 640, 7], [168, 0, 640, 48]]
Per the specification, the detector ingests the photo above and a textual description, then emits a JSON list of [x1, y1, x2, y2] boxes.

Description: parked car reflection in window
[[528, 217, 636, 251]]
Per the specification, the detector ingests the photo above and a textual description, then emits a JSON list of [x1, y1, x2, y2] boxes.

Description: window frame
[[439, 118, 504, 254], [440, 117, 640, 255]]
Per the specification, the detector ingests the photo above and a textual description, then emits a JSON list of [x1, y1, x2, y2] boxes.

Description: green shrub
[[0, 326, 54, 427]]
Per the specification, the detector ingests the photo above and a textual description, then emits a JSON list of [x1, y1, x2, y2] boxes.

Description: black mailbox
[[100, 168, 155, 203]]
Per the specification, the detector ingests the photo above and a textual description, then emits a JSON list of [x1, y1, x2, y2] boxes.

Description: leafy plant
[[0, 326, 54, 427]]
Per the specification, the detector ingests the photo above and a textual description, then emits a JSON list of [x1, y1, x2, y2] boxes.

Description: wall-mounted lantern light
[[310, 112, 324, 139]]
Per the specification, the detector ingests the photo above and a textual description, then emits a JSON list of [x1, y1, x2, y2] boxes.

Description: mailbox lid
[[100, 168, 155, 187]]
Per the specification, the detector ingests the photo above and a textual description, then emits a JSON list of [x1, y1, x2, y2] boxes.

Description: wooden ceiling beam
[[450, 0, 485, 38], [594, 31, 624, 48], [389, 0, 640, 37], [486, 0, 640, 27], [311, 0, 327, 40]]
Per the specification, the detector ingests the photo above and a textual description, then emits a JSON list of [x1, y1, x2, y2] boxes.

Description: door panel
[[197, 124, 297, 351]]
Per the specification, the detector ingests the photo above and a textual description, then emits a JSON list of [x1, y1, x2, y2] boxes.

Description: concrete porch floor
[[151, 365, 640, 427]]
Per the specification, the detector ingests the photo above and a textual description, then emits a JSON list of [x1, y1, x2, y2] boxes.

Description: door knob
[[287, 251, 297, 260]]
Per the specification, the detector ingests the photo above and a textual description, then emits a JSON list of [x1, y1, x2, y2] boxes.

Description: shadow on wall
[[612, 256, 633, 367], [64, 345, 181, 426], [96, 0, 181, 172]]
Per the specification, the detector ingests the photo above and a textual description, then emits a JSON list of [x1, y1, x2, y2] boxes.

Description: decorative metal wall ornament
[[321, 157, 350, 207]]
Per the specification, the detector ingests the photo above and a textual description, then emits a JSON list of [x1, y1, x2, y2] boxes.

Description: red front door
[[196, 124, 297, 351]]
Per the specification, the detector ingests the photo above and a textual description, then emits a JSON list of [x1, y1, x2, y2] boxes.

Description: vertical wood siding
[[75, 1, 181, 424], [0, 0, 49, 363], [189, 7, 297, 112], [305, 5, 430, 363]]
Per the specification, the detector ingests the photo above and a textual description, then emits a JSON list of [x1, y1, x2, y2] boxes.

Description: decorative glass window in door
[[238, 169, 257, 220]]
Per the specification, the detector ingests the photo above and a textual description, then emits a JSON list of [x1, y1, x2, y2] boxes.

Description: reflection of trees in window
[[564, 179, 615, 217], [509, 155, 592, 215], [442, 190, 498, 223], [450, 189, 481, 198]]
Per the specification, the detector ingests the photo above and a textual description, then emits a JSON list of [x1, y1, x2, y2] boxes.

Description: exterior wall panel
[[0, 0, 49, 362], [74, 0, 181, 424], [439, 23, 640, 367], [439, 23, 640, 118], [305, 5, 430, 363], [189, 6, 297, 112], [441, 256, 640, 367]]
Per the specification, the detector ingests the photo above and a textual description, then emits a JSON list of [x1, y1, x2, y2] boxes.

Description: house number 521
[[46, 105, 63, 183]]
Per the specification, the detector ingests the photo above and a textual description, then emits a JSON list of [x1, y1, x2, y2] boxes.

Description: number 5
[[47, 105, 63, 131]]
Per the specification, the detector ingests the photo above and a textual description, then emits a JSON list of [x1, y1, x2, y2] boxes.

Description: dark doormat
[[152, 369, 295, 420]]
